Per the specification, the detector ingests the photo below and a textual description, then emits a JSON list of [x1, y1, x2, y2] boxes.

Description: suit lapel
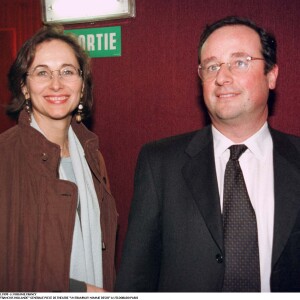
[[271, 129, 300, 267], [182, 126, 223, 252], [181, 127, 300, 263]]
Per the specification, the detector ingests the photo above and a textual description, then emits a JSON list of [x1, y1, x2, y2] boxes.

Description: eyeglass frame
[[198, 55, 265, 81], [26, 64, 83, 83]]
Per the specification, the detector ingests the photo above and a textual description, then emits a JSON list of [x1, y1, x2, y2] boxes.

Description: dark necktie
[[222, 144, 261, 292]]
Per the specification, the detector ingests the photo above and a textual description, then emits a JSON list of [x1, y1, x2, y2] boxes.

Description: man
[[115, 16, 300, 292]]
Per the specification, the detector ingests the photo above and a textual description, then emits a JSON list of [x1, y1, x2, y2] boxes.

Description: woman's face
[[22, 39, 84, 125]]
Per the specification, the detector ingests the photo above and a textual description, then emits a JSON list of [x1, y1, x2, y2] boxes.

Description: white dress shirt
[[212, 122, 274, 292]]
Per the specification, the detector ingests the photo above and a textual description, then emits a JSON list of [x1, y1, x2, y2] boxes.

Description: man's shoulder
[[270, 128, 300, 169], [146, 130, 197, 148], [270, 127, 300, 148], [140, 126, 211, 158]]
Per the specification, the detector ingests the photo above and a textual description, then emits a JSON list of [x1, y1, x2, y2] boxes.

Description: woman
[[0, 26, 118, 292]]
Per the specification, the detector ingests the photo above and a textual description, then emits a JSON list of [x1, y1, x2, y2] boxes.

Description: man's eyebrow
[[231, 52, 248, 57], [201, 52, 248, 64], [201, 56, 218, 65]]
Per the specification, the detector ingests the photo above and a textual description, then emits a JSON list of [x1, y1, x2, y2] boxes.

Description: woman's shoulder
[[0, 125, 20, 146]]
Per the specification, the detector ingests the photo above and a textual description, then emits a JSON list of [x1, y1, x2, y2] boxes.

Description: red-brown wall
[[1, 0, 299, 268]]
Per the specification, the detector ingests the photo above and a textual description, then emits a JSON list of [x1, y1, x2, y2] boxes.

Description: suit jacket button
[[216, 254, 223, 263]]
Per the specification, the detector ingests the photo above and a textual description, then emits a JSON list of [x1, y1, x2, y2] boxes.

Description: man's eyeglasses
[[27, 65, 83, 83], [198, 54, 264, 81]]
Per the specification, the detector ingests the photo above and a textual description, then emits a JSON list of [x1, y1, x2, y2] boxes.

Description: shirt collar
[[212, 122, 272, 161]]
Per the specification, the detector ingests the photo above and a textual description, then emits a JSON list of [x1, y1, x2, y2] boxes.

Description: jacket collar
[[18, 109, 101, 181], [182, 125, 224, 252], [70, 117, 103, 183], [269, 128, 300, 267], [182, 124, 300, 265]]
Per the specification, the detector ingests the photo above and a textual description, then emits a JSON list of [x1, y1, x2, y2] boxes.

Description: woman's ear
[[81, 83, 85, 98], [21, 85, 30, 99]]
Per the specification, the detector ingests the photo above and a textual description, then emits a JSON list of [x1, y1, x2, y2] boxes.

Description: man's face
[[199, 25, 278, 130]]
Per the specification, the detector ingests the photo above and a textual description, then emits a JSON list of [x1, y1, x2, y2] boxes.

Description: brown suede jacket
[[0, 110, 118, 292]]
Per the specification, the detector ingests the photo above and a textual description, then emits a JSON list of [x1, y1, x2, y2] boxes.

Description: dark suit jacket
[[115, 125, 300, 292]]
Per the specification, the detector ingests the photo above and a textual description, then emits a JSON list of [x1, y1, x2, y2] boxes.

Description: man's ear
[[267, 64, 278, 90]]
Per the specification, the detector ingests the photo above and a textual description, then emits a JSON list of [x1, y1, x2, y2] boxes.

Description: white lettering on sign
[[110, 33, 117, 50], [77, 33, 117, 51], [78, 35, 86, 49], [87, 34, 95, 51]]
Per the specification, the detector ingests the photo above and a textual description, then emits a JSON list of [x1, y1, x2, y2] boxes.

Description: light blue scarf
[[30, 115, 103, 288]]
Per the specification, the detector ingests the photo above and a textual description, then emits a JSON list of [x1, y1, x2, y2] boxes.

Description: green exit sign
[[65, 26, 121, 58]]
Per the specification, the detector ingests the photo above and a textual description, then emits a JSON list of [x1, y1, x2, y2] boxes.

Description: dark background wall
[[1, 0, 299, 267]]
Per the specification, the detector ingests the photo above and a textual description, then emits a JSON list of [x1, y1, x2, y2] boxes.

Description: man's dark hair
[[198, 16, 277, 74]]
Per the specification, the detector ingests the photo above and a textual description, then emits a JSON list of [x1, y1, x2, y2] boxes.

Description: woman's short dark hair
[[198, 16, 277, 74], [7, 25, 93, 120]]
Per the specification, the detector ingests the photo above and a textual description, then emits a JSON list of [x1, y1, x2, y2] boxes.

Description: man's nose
[[215, 63, 233, 86]]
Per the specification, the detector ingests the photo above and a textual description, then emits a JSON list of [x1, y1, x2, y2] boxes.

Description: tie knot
[[229, 144, 247, 161]]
